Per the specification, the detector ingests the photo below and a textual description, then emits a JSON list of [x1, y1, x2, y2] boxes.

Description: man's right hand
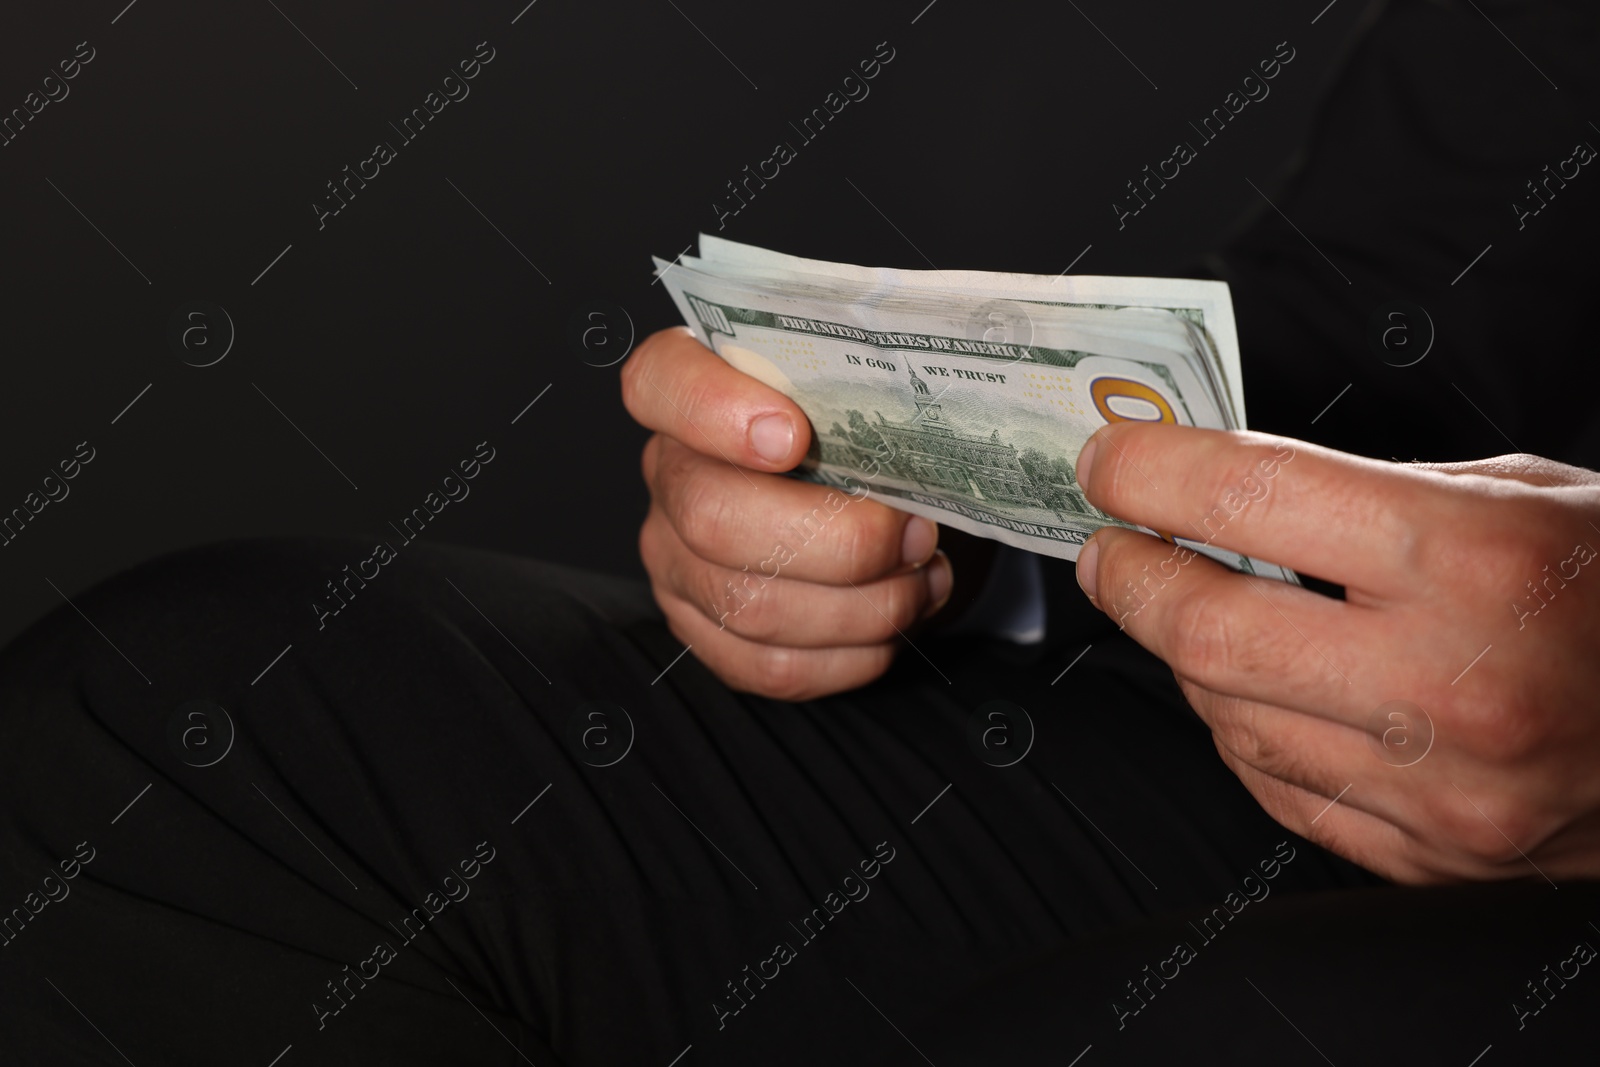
[[621, 327, 954, 700]]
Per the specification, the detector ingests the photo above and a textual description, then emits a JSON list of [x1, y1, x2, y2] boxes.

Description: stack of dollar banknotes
[[654, 235, 1294, 583]]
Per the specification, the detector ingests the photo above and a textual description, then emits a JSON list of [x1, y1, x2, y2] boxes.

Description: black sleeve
[[1203, 0, 1600, 467]]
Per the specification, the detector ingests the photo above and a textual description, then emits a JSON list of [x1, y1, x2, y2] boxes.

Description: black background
[[0, 0, 1461, 647]]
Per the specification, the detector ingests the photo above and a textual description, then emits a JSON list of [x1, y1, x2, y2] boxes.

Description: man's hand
[[1074, 422, 1600, 884], [621, 327, 954, 700]]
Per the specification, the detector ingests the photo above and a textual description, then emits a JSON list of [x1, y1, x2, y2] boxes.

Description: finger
[[1183, 678, 1367, 796], [1189, 679, 1574, 883], [641, 505, 953, 647], [1178, 677, 1428, 838], [621, 326, 811, 472], [652, 581, 898, 701], [1075, 423, 1453, 596], [1083, 526, 1368, 726], [647, 436, 939, 584], [1212, 742, 1429, 884]]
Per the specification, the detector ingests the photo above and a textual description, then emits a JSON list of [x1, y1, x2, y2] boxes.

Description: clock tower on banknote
[[907, 365, 950, 432]]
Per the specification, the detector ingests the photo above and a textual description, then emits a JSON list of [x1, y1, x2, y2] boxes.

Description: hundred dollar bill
[[696, 234, 1248, 429], [654, 237, 1295, 583]]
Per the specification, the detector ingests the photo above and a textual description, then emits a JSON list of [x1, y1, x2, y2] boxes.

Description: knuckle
[[1434, 492, 1572, 594], [1087, 427, 1144, 513], [723, 605, 777, 643], [1388, 508, 1433, 583], [1449, 690, 1548, 763], [850, 578, 917, 643], [653, 582, 699, 647], [618, 335, 655, 419], [667, 468, 739, 562], [672, 374, 723, 432], [1166, 576, 1301, 689], [747, 644, 815, 702], [622, 328, 716, 435], [653, 590, 758, 695], [1097, 532, 1160, 623], [1195, 441, 1288, 530], [647, 435, 693, 501], [1454, 525, 1547, 595], [833, 502, 902, 581], [879, 573, 929, 634], [1212, 702, 1271, 766], [1213, 703, 1306, 784], [637, 509, 666, 580], [716, 572, 781, 642], [1166, 585, 1238, 685], [639, 434, 664, 494], [1285, 799, 1342, 856], [690, 557, 736, 626], [1430, 788, 1542, 866]]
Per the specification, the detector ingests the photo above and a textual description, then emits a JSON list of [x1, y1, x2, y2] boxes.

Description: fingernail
[[1076, 534, 1100, 603], [1075, 433, 1100, 490], [750, 413, 794, 464], [901, 517, 938, 567], [924, 550, 954, 615]]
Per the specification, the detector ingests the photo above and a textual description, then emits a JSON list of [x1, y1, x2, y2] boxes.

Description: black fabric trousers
[[0, 536, 1595, 1066]]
